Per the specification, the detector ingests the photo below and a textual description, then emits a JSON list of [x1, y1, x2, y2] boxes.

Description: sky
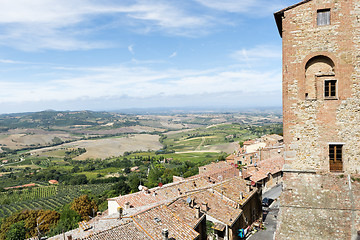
[[0, 0, 300, 114]]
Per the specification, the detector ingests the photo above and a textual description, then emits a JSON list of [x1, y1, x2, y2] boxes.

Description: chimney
[[190, 198, 195, 208], [195, 206, 201, 218], [239, 191, 243, 200], [162, 229, 169, 240], [248, 185, 252, 192], [202, 202, 209, 211], [117, 207, 123, 219]]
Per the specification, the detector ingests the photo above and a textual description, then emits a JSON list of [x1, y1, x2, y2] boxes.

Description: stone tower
[[275, 0, 360, 174], [274, 0, 360, 239]]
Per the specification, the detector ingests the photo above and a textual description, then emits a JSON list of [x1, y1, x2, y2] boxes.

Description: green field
[[162, 123, 281, 152], [0, 183, 113, 218]]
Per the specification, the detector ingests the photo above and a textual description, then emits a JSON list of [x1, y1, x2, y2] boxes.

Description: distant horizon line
[[0, 106, 283, 116]]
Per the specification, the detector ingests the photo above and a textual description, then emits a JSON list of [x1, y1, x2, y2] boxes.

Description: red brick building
[[274, 0, 360, 239]]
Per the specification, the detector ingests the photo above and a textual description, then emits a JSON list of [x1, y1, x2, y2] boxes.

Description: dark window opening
[[317, 9, 330, 26], [325, 80, 337, 98], [329, 144, 343, 172]]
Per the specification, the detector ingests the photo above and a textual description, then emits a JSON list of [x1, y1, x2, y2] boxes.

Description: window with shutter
[[317, 9, 330, 26]]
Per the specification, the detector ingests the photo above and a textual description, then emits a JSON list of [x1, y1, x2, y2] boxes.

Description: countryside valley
[[0, 109, 282, 238]]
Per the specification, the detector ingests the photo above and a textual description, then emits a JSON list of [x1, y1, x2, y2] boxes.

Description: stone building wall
[[275, 1, 360, 239], [276, 173, 360, 240], [281, 0, 360, 173]]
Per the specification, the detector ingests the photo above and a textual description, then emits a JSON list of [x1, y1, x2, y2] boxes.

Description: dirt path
[[175, 150, 221, 154], [195, 137, 205, 151]]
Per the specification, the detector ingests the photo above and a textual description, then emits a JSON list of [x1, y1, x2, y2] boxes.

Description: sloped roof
[[274, 0, 313, 37], [212, 177, 257, 206], [132, 204, 199, 240], [167, 198, 205, 229], [77, 221, 151, 240], [245, 156, 284, 182], [111, 176, 210, 209], [187, 189, 243, 227]]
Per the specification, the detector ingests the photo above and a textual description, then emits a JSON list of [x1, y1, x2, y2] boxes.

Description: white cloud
[[169, 51, 177, 58], [194, 0, 290, 15], [0, 0, 217, 50], [231, 45, 282, 62], [0, 59, 23, 64], [0, 62, 281, 105], [128, 44, 135, 54]]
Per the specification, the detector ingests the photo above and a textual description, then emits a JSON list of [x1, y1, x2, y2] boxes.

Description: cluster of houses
[[226, 134, 284, 192], [51, 134, 284, 240]]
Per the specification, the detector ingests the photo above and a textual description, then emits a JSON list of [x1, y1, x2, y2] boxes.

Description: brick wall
[[281, 0, 360, 173]]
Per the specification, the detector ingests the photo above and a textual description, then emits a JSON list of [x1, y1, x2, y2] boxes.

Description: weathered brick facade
[[278, 0, 360, 173], [274, 0, 360, 239]]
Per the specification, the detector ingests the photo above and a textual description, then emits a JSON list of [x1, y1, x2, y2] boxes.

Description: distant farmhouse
[[274, 0, 360, 239]]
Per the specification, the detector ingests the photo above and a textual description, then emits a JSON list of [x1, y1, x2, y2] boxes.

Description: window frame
[[324, 79, 337, 99], [329, 144, 343, 172], [317, 9, 331, 26]]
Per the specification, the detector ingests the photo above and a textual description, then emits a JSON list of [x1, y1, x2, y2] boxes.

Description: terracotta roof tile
[[212, 177, 257, 206], [112, 177, 210, 209], [244, 156, 284, 183], [77, 221, 151, 240], [167, 198, 204, 229], [132, 204, 199, 240], [187, 189, 242, 226]]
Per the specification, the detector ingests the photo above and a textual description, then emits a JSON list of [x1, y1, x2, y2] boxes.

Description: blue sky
[[0, 0, 300, 114]]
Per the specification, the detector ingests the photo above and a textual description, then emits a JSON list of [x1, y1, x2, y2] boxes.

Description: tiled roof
[[112, 177, 210, 209], [212, 177, 257, 207], [243, 140, 255, 145], [167, 198, 204, 229], [132, 204, 199, 240], [244, 156, 284, 183], [199, 161, 233, 173], [77, 221, 151, 240], [188, 162, 239, 183], [225, 154, 235, 160], [257, 156, 284, 175], [187, 189, 242, 226], [250, 169, 270, 183]]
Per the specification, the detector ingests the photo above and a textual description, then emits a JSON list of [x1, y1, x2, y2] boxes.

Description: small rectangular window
[[329, 144, 343, 172], [317, 9, 330, 26], [324, 80, 337, 98]]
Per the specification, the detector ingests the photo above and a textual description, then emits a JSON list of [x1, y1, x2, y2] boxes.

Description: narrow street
[[249, 184, 282, 240]]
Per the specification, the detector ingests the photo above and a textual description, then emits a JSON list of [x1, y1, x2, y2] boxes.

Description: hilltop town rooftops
[[110, 176, 210, 210], [76, 220, 151, 240], [212, 177, 257, 207], [185, 189, 243, 227], [188, 162, 239, 183], [198, 161, 234, 174], [132, 204, 199, 240], [108, 161, 239, 217], [243, 156, 284, 182], [167, 198, 205, 229]]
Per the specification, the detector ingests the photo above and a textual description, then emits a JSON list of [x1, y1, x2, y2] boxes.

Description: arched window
[[305, 56, 336, 100]]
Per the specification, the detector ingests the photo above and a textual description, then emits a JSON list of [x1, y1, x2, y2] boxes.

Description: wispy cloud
[[194, 0, 291, 15], [0, 61, 281, 104], [231, 45, 282, 63], [0, 0, 292, 51], [0, 59, 24, 64], [169, 51, 177, 58], [128, 44, 135, 54], [0, 0, 216, 51]]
